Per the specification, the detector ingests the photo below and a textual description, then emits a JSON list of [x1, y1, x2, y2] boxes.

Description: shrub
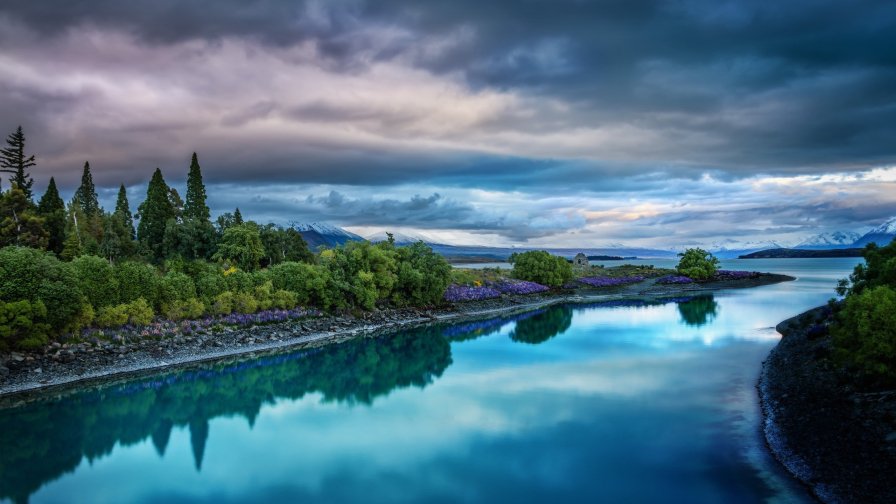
[[832, 285, 896, 385], [253, 281, 274, 311], [115, 261, 160, 305], [509, 250, 573, 288], [0, 299, 51, 350], [265, 261, 329, 306], [95, 304, 129, 328], [124, 298, 154, 325], [272, 289, 298, 309], [211, 291, 235, 315], [157, 271, 197, 310], [392, 242, 452, 306], [213, 223, 265, 271], [232, 291, 258, 314], [224, 269, 254, 293], [676, 248, 719, 281], [195, 269, 228, 303], [71, 255, 119, 308], [0, 246, 85, 332], [164, 298, 205, 321]]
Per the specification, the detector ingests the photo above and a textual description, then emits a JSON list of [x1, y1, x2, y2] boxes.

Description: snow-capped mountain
[[853, 216, 896, 247], [291, 222, 363, 249], [705, 239, 787, 258], [365, 231, 440, 245], [796, 231, 862, 249]]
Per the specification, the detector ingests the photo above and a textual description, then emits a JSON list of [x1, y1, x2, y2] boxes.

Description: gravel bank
[[759, 307, 896, 503]]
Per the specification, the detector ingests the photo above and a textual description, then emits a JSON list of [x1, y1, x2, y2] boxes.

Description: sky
[[1, 0, 895, 248]]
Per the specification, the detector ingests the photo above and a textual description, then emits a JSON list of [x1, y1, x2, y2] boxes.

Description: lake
[[0, 258, 861, 503]]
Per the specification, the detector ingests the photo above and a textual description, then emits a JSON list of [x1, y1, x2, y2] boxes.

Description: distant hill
[[853, 217, 896, 247], [366, 231, 441, 245], [739, 248, 865, 259], [292, 222, 363, 249]]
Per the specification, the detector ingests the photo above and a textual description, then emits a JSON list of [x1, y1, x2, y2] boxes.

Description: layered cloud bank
[[1, 0, 894, 246]]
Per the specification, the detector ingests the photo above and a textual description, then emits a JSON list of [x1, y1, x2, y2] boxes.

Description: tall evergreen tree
[[184, 152, 210, 222], [137, 168, 176, 262], [234, 207, 243, 225], [0, 126, 36, 198], [74, 161, 100, 217], [0, 184, 47, 248], [37, 177, 67, 255], [113, 184, 135, 240]]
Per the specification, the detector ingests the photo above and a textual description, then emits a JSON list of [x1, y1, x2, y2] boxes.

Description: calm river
[[0, 258, 861, 503]]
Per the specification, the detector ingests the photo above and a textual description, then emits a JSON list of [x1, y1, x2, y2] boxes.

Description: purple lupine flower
[[443, 284, 502, 302], [490, 279, 550, 295], [576, 275, 645, 288], [714, 270, 757, 280]]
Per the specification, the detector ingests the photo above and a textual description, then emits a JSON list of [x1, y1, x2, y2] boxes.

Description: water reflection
[[677, 295, 719, 327], [0, 330, 451, 503], [510, 306, 573, 344]]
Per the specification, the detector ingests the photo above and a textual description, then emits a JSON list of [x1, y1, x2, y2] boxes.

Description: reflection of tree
[[677, 295, 719, 327], [0, 330, 451, 503], [510, 305, 573, 344]]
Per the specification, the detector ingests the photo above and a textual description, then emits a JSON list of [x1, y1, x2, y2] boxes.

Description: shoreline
[[0, 272, 793, 402], [759, 306, 896, 504]]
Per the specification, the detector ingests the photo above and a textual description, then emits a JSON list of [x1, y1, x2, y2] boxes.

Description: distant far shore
[[740, 248, 864, 259], [0, 272, 793, 402]]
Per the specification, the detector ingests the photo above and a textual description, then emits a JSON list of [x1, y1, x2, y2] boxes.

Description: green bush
[[195, 269, 228, 303], [115, 261, 160, 305], [253, 281, 274, 310], [164, 298, 205, 321], [392, 242, 452, 306], [94, 298, 155, 328], [265, 261, 329, 306], [836, 240, 896, 296], [213, 223, 265, 271], [675, 248, 719, 281], [509, 250, 572, 287], [0, 246, 85, 332], [832, 285, 896, 385], [71, 255, 119, 309], [272, 289, 298, 309], [0, 299, 51, 350], [224, 269, 254, 293], [95, 304, 129, 328], [211, 291, 235, 315], [232, 291, 258, 314], [157, 271, 197, 309]]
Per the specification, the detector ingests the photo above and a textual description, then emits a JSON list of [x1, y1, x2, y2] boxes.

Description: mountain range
[[290, 215, 896, 260]]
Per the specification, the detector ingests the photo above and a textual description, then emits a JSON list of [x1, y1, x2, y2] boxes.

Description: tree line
[[0, 126, 452, 351]]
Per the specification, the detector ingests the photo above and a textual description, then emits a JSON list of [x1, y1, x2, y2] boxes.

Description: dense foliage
[[0, 127, 462, 351], [832, 239, 896, 385], [675, 248, 719, 281], [509, 250, 573, 287]]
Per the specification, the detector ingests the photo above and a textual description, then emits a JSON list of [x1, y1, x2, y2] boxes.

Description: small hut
[[573, 253, 589, 268]]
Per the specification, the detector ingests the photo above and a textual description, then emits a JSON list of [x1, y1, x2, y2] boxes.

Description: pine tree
[[0, 126, 36, 199], [234, 207, 243, 225], [137, 168, 176, 262], [74, 161, 101, 217], [113, 184, 135, 240], [184, 152, 210, 222], [37, 177, 66, 255], [0, 184, 47, 248]]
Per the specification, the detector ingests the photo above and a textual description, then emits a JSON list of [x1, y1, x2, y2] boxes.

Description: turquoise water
[[0, 258, 861, 503]]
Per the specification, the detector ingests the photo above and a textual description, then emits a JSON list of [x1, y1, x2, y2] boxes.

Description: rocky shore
[[759, 307, 896, 504], [0, 272, 793, 401]]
